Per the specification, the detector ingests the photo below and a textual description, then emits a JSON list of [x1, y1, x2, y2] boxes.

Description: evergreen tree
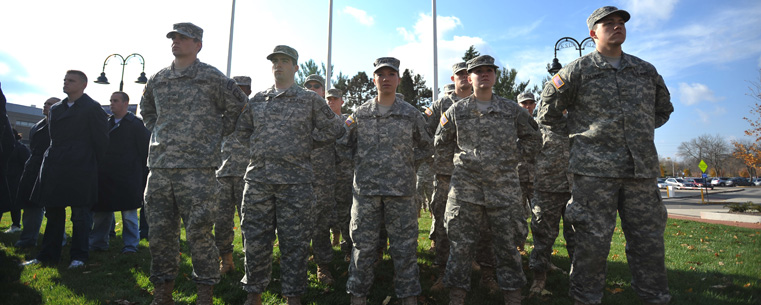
[[462, 45, 480, 62], [296, 59, 323, 86], [493, 68, 530, 101], [413, 73, 433, 109], [343, 71, 375, 114]]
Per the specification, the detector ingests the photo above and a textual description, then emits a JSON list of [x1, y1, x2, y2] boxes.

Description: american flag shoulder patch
[[440, 114, 449, 127], [552, 74, 565, 89], [345, 115, 355, 126], [424, 107, 433, 117]]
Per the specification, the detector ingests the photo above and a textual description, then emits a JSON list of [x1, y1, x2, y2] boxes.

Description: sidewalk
[[662, 188, 761, 229]]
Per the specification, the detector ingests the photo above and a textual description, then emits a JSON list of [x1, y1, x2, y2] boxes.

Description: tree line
[[295, 46, 546, 114]]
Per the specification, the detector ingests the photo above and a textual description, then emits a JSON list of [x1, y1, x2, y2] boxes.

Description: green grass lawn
[[0, 210, 759, 305]]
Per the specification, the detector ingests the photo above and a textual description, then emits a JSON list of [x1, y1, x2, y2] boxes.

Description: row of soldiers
[[17, 4, 671, 305]]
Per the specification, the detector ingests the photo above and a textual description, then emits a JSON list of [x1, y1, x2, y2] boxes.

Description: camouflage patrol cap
[[233, 76, 251, 86], [452, 62, 468, 74], [517, 92, 536, 103], [326, 88, 343, 98], [267, 45, 298, 63], [373, 57, 400, 73], [304, 74, 325, 88], [466, 55, 499, 72], [587, 6, 630, 30], [166, 22, 203, 41], [443, 84, 455, 94]]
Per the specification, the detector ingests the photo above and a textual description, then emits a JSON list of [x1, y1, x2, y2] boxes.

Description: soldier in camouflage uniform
[[443, 83, 455, 95], [237, 45, 344, 305], [528, 118, 575, 297], [422, 62, 471, 272], [516, 92, 537, 224], [536, 7, 673, 305], [343, 57, 432, 305], [214, 76, 252, 275], [304, 74, 338, 285], [415, 155, 433, 215], [327, 88, 355, 262], [436, 55, 541, 305], [140, 22, 247, 305]]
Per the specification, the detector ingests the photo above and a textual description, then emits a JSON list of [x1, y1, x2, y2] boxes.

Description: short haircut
[[112, 91, 129, 102], [66, 70, 88, 83], [46, 97, 61, 103]]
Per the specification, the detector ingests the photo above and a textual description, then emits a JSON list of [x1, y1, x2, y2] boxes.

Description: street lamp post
[[94, 53, 148, 91], [546, 37, 595, 75]]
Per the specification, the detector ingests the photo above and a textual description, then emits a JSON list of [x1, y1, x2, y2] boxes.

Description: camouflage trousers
[[240, 182, 313, 297], [347, 195, 421, 298], [443, 198, 527, 291], [335, 177, 353, 254], [416, 176, 434, 212], [567, 175, 670, 304], [311, 178, 336, 265], [520, 182, 534, 219], [144, 168, 220, 285], [529, 191, 574, 272], [215, 176, 244, 254], [429, 174, 451, 266]]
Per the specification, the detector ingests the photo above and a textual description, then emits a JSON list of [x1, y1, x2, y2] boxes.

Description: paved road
[[661, 187, 759, 217]]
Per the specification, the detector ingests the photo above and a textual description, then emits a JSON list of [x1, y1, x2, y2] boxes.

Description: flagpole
[[226, 0, 236, 77], [432, 0, 438, 102], [326, 0, 334, 90]]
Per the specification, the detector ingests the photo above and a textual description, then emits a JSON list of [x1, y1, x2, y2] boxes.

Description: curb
[[700, 212, 761, 224]]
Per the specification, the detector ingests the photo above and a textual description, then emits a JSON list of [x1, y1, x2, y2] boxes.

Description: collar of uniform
[[462, 94, 508, 115], [265, 83, 303, 98], [168, 59, 201, 79], [590, 50, 634, 70], [369, 95, 404, 117]]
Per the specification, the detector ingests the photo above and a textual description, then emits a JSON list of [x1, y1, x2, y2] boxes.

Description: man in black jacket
[[89, 91, 149, 254], [13, 97, 57, 248], [23, 70, 109, 268]]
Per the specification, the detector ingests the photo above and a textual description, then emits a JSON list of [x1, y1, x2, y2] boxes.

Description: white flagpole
[[432, 0, 438, 102], [226, 0, 236, 77], [327, 0, 334, 90]]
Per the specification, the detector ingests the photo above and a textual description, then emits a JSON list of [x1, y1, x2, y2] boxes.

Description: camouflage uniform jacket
[[435, 94, 541, 207], [424, 93, 463, 176], [140, 59, 247, 169], [534, 122, 572, 193], [517, 110, 536, 184], [312, 110, 339, 182], [237, 84, 344, 184], [343, 97, 433, 196], [335, 114, 354, 179], [537, 51, 673, 178], [216, 132, 249, 178]]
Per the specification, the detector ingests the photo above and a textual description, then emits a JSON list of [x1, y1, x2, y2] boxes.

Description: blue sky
[[1, 0, 760, 162]]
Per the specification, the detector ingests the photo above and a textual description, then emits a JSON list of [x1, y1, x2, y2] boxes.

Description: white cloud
[[0, 62, 9, 76], [627, 3, 761, 78], [390, 13, 485, 93], [343, 6, 374, 26], [695, 106, 726, 124], [679, 83, 722, 105], [617, 0, 679, 29]]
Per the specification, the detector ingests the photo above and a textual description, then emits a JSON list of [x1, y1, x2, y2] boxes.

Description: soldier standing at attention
[[423, 62, 471, 275], [537, 6, 673, 305], [303, 73, 338, 285], [237, 45, 344, 305], [343, 57, 432, 305], [327, 88, 355, 262], [436, 55, 540, 305], [515, 92, 538, 253], [215, 75, 252, 275], [140, 22, 247, 305]]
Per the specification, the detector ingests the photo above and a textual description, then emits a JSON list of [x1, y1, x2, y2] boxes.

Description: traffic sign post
[[699, 160, 708, 203]]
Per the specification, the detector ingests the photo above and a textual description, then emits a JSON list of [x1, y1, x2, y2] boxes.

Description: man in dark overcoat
[[13, 97, 57, 248], [23, 70, 109, 268], [90, 91, 149, 254]]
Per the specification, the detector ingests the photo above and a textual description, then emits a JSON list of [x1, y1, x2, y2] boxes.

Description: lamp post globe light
[[546, 37, 595, 75], [94, 53, 147, 91]]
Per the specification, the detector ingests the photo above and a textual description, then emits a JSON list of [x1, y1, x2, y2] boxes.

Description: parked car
[[691, 178, 714, 189], [657, 178, 668, 189], [711, 177, 731, 187], [729, 177, 753, 187], [665, 178, 695, 190], [753, 178, 761, 186]]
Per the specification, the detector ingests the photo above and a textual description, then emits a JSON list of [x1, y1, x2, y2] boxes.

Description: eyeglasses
[[305, 83, 322, 89]]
